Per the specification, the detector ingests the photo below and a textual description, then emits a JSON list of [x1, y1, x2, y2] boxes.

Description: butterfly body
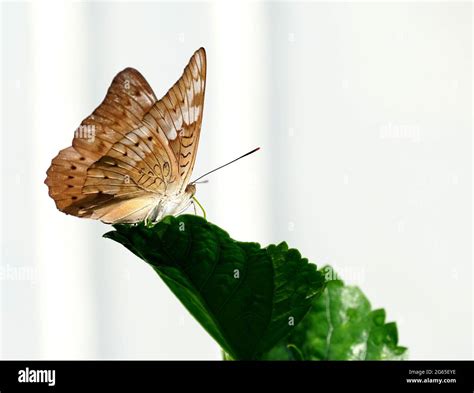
[[45, 48, 206, 224], [144, 183, 196, 224]]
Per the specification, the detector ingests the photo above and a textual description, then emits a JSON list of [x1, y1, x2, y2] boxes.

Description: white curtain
[[1, 1, 472, 360]]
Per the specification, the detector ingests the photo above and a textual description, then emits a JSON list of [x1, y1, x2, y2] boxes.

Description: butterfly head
[[185, 183, 196, 197]]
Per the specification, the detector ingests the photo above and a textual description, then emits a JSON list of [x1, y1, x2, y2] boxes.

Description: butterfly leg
[[144, 216, 152, 228], [144, 205, 156, 228]]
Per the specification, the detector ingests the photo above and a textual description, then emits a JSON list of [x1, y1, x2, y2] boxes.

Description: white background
[[1, 1, 471, 360]]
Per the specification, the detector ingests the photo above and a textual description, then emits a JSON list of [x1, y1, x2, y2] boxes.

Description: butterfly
[[45, 48, 206, 224]]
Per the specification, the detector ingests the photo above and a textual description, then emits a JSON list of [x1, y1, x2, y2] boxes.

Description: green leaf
[[263, 268, 407, 360], [104, 215, 325, 360]]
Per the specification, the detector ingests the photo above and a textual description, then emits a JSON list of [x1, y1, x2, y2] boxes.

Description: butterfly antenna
[[191, 147, 260, 184]]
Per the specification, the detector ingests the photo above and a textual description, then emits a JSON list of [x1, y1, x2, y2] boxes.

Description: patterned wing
[[144, 47, 206, 193], [45, 48, 206, 223], [44, 67, 166, 219]]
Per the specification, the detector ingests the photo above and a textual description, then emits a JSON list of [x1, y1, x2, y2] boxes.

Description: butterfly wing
[[45, 48, 207, 223], [45, 67, 160, 217], [145, 47, 206, 194]]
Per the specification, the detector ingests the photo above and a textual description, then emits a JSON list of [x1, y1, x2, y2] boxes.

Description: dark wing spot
[[163, 162, 170, 177]]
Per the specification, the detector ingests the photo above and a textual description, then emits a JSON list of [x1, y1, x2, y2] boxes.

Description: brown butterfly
[[45, 48, 206, 224]]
